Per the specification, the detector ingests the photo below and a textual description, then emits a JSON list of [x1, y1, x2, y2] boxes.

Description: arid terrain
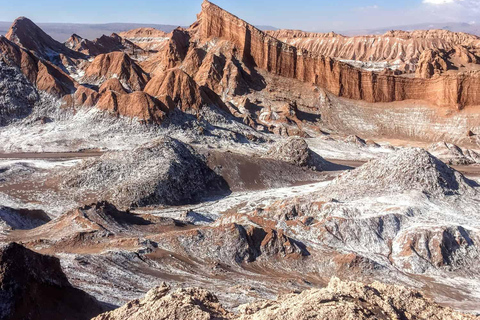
[[1, 0, 480, 319]]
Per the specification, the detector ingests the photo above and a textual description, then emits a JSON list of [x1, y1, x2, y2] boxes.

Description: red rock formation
[[64, 34, 83, 49], [65, 33, 145, 57], [416, 49, 450, 78], [144, 68, 208, 111], [74, 85, 100, 107], [140, 28, 191, 76], [0, 35, 76, 96], [119, 27, 168, 39], [35, 60, 76, 95], [84, 52, 149, 91], [198, 0, 480, 109], [267, 29, 480, 70], [416, 46, 479, 78], [0, 35, 39, 83], [97, 90, 166, 123], [99, 78, 128, 94], [6, 17, 86, 61], [118, 28, 169, 52]]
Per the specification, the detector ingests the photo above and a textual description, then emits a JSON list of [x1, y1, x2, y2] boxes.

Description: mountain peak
[[7, 16, 49, 42], [6, 16, 85, 61]]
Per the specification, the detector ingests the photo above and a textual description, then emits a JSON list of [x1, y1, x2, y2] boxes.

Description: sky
[[0, 0, 479, 32]]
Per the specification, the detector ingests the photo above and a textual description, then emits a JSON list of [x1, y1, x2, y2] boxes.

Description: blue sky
[[0, 0, 479, 31]]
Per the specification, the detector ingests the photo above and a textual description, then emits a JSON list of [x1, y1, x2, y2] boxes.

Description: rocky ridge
[[198, 0, 480, 109], [0, 59, 39, 125], [267, 29, 480, 74]]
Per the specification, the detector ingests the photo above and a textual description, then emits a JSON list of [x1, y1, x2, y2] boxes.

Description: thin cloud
[[423, 0, 455, 4]]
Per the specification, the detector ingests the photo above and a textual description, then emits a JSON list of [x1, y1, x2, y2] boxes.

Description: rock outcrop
[[140, 28, 191, 76], [160, 223, 308, 266], [73, 85, 100, 106], [392, 226, 479, 273], [416, 49, 451, 78], [266, 137, 326, 170], [93, 283, 231, 320], [144, 68, 209, 111], [60, 138, 229, 208], [415, 46, 479, 78], [65, 33, 145, 57], [428, 142, 480, 165], [0, 36, 76, 96], [238, 277, 479, 320], [96, 90, 166, 122], [98, 78, 128, 94], [0, 242, 107, 320], [118, 27, 169, 52], [84, 52, 149, 91], [92, 278, 478, 320]]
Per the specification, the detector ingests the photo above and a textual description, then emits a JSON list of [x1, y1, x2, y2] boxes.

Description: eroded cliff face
[[267, 29, 480, 71], [198, 0, 480, 109]]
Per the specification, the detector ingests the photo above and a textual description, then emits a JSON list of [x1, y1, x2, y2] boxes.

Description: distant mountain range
[[0, 22, 182, 41], [340, 22, 480, 36], [0, 21, 278, 42]]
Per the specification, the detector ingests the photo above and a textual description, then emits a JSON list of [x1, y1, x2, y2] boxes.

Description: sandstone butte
[[198, 0, 480, 109]]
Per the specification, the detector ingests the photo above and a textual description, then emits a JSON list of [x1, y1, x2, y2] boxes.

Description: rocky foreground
[[92, 278, 477, 320]]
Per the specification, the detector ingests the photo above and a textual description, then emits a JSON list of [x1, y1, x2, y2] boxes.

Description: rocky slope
[[83, 52, 149, 91], [0, 206, 50, 233], [93, 278, 478, 320], [92, 283, 230, 320], [1, 3, 480, 318], [265, 137, 326, 170], [0, 60, 39, 125], [326, 148, 476, 199], [428, 142, 480, 165], [0, 35, 77, 96], [202, 148, 480, 311], [0, 242, 107, 320], [59, 138, 229, 208]]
